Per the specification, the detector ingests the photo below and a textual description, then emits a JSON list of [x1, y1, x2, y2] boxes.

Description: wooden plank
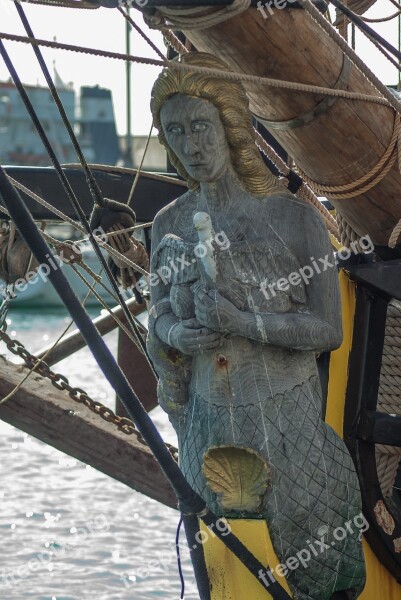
[[37, 298, 147, 366], [0, 358, 176, 509]]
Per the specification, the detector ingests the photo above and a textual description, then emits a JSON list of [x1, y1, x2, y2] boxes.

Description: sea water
[[0, 308, 199, 600]]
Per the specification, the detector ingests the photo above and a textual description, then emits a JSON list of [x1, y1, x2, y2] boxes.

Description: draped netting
[[147, 182, 366, 600]]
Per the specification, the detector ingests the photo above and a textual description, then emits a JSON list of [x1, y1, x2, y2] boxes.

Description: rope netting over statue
[[0, 0, 401, 600]]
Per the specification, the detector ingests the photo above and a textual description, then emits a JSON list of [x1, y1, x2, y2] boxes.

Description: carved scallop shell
[[202, 445, 271, 513]]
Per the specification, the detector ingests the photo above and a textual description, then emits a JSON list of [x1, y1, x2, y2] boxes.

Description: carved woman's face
[[160, 94, 231, 183]]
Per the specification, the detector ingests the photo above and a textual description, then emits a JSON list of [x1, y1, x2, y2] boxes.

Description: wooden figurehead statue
[[147, 52, 366, 600]]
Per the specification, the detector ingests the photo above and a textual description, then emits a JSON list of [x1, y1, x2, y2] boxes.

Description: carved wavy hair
[[151, 52, 281, 196]]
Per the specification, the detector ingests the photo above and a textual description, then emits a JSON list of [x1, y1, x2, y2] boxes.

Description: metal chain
[[0, 328, 178, 459], [0, 287, 13, 331]]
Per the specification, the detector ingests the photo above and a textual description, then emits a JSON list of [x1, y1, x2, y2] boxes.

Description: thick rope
[[0, 32, 391, 106], [376, 301, 401, 497], [118, 6, 165, 60], [298, 112, 401, 199], [162, 28, 188, 55], [336, 212, 362, 248], [361, 9, 401, 22], [18, 0, 98, 7], [144, 0, 251, 31]]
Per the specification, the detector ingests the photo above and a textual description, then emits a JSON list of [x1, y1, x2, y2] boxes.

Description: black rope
[[329, 0, 401, 63], [0, 168, 292, 600], [15, 1, 105, 209], [0, 38, 150, 359], [182, 514, 211, 600], [175, 515, 185, 599]]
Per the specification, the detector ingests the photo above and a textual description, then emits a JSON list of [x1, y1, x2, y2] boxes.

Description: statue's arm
[[147, 209, 178, 346], [148, 207, 221, 356], [237, 205, 342, 351], [194, 202, 342, 352]]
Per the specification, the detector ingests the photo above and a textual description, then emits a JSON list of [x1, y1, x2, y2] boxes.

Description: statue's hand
[[170, 317, 222, 356], [194, 288, 240, 335]]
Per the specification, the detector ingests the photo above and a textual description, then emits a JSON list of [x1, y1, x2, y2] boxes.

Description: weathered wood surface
[[0, 358, 176, 509], [185, 8, 400, 245]]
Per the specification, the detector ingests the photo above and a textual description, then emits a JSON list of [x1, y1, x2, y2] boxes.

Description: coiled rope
[[300, 0, 401, 247], [144, 0, 251, 31], [298, 112, 401, 200]]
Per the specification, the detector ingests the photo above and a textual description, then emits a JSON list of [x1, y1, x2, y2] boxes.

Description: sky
[[0, 0, 400, 135]]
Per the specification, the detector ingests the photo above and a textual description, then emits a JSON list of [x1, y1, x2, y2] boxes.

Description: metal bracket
[[259, 55, 351, 131], [346, 258, 401, 302]]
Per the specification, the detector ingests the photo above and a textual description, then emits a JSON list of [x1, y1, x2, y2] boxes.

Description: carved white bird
[[193, 211, 217, 283]]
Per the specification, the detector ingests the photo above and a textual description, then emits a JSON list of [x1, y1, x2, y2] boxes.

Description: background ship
[[0, 76, 120, 167]]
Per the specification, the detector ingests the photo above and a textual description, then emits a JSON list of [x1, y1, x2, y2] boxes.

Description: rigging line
[[0, 203, 148, 351], [8, 177, 84, 231], [68, 264, 149, 351], [0, 268, 96, 406], [328, 0, 401, 62], [300, 0, 401, 115], [117, 6, 166, 60], [162, 28, 188, 55], [15, 2, 105, 209], [361, 9, 401, 23], [4, 179, 151, 277], [0, 40, 151, 362], [0, 32, 391, 106], [17, 0, 99, 7], [0, 166, 292, 600], [13, 2, 153, 359], [0, 203, 150, 349], [127, 122, 154, 207], [8, 176, 154, 245], [175, 515, 185, 600], [360, 23, 401, 72]]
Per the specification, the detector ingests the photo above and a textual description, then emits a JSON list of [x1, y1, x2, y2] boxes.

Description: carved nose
[[183, 134, 199, 157]]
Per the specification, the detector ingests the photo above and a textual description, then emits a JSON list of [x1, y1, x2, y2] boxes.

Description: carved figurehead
[[147, 52, 366, 599]]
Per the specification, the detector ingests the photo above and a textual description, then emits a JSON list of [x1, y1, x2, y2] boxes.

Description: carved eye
[[167, 124, 183, 135], [192, 122, 208, 133]]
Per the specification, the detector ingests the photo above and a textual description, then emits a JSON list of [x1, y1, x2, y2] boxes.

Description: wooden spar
[[0, 358, 176, 508], [182, 8, 401, 246], [36, 298, 146, 366]]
